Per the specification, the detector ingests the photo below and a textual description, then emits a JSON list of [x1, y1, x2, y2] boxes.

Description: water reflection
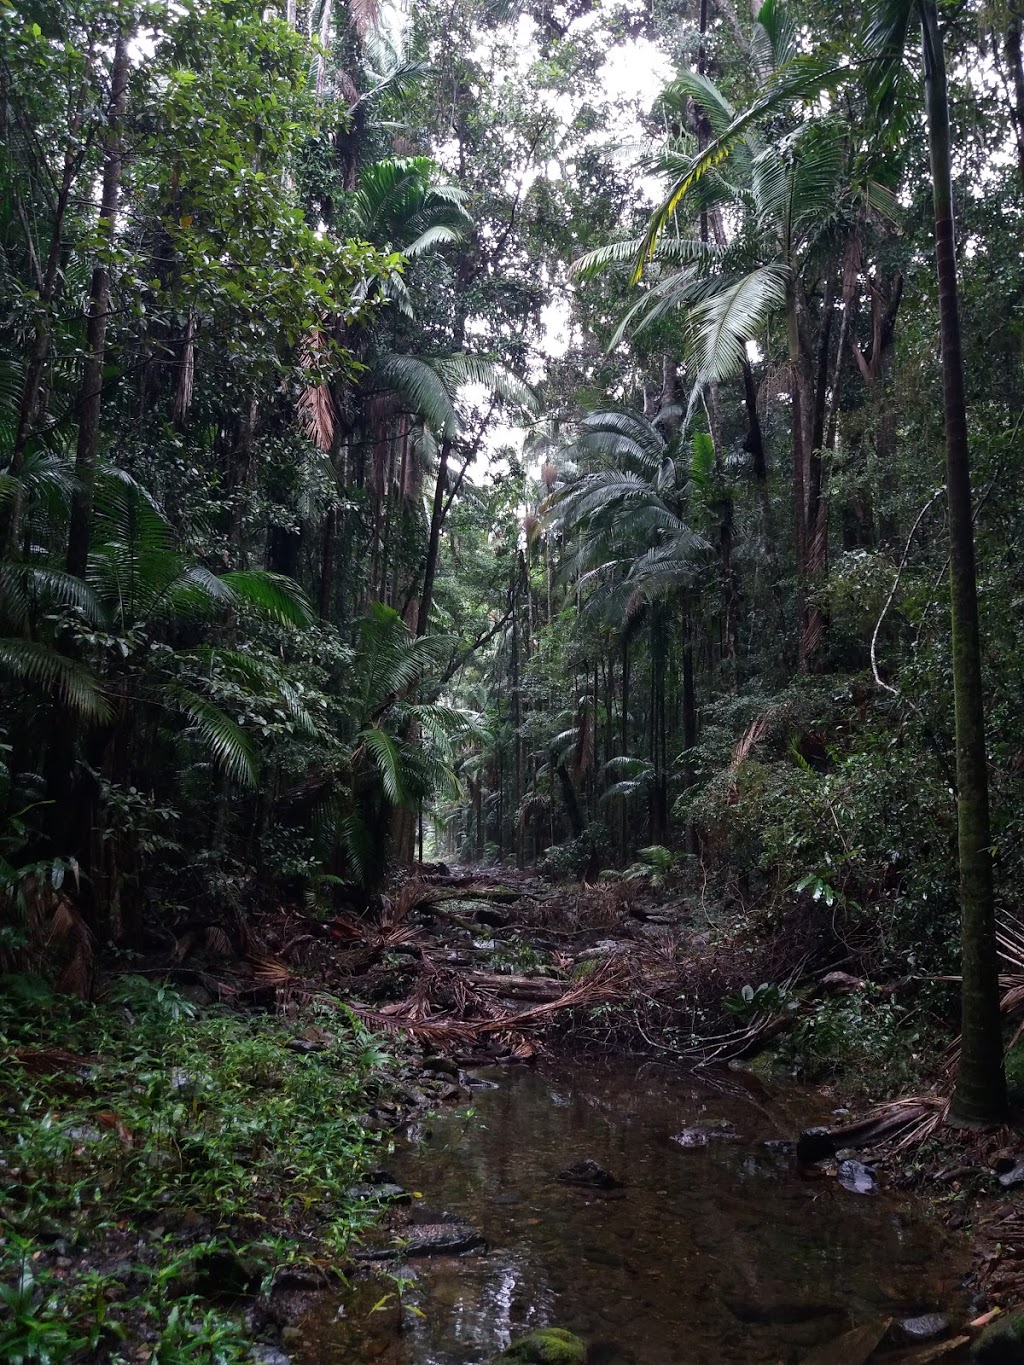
[[297, 1060, 966, 1364]]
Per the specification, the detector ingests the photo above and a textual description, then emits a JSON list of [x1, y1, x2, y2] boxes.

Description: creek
[[295, 1059, 968, 1364]]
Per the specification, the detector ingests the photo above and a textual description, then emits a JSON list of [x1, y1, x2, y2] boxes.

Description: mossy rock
[[498, 1327, 587, 1364], [971, 1310, 1024, 1362]]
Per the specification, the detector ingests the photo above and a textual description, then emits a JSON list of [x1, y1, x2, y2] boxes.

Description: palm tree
[[361, 351, 538, 634], [577, 8, 897, 665], [335, 601, 481, 884], [547, 410, 709, 843], [348, 157, 473, 317]]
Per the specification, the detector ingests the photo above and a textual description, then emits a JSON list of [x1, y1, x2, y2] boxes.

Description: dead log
[[465, 971, 565, 1002], [797, 1104, 933, 1163]]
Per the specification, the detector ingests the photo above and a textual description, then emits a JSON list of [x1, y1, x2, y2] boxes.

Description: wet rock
[[497, 1327, 587, 1363], [557, 1159, 623, 1189], [403, 1223, 485, 1256], [421, 1056, 460, 1079], [464, 1073, 501, 1090], [349, 1182, 410, 1204], [356, 1223, 485, 1259], [270, 1265, 333, 1292], [797, 1126, 836, 1164], [971, 1310, 1024, 1362], [894, 1314, 950, 1343], [670, 1120, 742, 1148], [837, 1159, 877, 1194], [65, 1124, 102, 1144], [997, 1161, 1024, 1189], [760, 1139, 795, 1157], [249, 1347, 291, 1365]]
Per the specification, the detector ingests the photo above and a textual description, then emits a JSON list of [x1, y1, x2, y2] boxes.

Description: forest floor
[[4, 863, 1024, 1361]]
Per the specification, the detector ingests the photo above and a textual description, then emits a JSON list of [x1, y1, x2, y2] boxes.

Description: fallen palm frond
[[730, 708, 777, 769], [245, 951, 301, 991], [50, 897, 94, 999], [5, 1045, 95, 1077], [348, 955, 629, 1045], [477, 956, 629, 1032]]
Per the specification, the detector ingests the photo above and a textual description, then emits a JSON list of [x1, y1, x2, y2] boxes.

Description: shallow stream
[[297, 1059, 968, 1363]]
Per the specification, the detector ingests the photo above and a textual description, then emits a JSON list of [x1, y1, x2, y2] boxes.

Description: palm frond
[[359, 724, 405, 804], [219, 571, 315, 627], [632, 49, 851, 281], [572, 234, 721, 281], [0, 639, 109, 721], [658, 69, 738, 139], [167, 687, 258, 788], [862, 0, 915, 118], [688, 265, 789, 384]]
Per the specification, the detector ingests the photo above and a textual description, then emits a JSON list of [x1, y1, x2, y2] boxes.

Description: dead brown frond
[[347, 0, 380, 36], [297, 332, 336, 453], [730, 710, 776, 769], [390, 878, 434, 922], [205, 926, 233, 956], [540, 460, 558, 493], [516, 793, 548, 832], [571, 699, 595, 780], [7, 1045, 94, 1077], [49, 898, 94, 999], [477, 955, 629, 1032], [245, 952, 301, 990]]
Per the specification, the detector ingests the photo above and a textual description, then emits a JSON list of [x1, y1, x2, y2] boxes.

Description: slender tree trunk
[[1004, 0, 1024, 191], [67, 31, 131, 578], [417, 438, 450, 636], [919, 0, 1007, 1125]]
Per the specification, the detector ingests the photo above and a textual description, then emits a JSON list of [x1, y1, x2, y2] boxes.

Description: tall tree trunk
[[920, 0, 1007, 1125], [1003, 0, 1024, 191], [67, 30, 131, 578], [417, 438, 450, 636]]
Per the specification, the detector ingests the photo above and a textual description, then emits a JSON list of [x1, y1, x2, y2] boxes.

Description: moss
[[498, 1327, 587, 1364], [971, 1310, 1024, 1362]]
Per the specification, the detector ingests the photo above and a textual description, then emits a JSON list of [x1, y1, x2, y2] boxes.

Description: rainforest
[[3, 0, 1024, 1361]]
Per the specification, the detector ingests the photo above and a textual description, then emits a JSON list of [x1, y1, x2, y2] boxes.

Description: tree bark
[[1004, 1, 1024, 191], [67, 30, 131, 578], [417, 438, 450, 636], [920, 0, 1007, 1125]]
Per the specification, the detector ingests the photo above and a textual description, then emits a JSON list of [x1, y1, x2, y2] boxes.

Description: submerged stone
[[670, 1120, 742, 1148], [557, 1159, 622, 1189], [498, 1327, 587, 1363], [356, 1222, 484, 1259]]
